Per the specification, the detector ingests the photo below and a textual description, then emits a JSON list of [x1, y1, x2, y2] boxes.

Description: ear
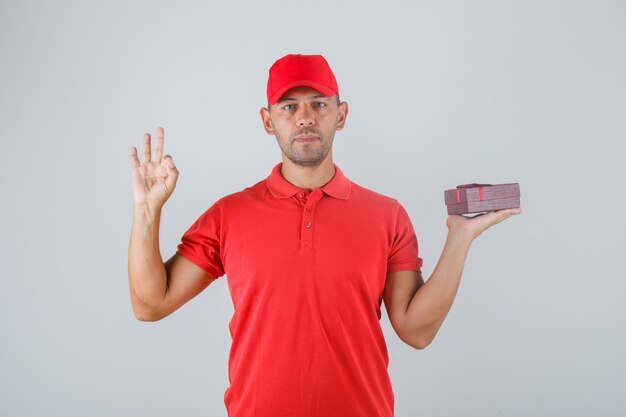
[[335, 101, 349, 131], [260, 107, 274, 135]]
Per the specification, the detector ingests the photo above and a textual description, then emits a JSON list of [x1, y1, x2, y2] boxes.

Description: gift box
[[444, 183, 521, 215]]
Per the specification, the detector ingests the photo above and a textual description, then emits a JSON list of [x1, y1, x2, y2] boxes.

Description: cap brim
[[268, 80, 336, 105]]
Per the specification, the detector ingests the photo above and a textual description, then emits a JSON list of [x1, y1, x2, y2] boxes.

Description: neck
[[280, 154, 336, 191]]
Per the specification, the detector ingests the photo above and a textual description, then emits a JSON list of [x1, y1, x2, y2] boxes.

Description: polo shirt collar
[[266, 162, 351, 200]]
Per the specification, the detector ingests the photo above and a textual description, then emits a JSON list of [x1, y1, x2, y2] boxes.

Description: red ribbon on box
[[456, 183, 492, 203]]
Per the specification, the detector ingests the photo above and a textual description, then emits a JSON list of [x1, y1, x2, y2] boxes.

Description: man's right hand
[[130, 127, 179, 213]]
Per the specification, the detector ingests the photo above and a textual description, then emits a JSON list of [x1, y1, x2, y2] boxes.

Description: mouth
[[294, 134, 319, 143]]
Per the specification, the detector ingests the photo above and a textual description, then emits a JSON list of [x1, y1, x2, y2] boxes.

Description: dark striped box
[[444, 183, 521, 215]]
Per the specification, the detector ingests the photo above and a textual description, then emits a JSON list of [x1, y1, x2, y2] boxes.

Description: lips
[[294, 135, 319, 143]]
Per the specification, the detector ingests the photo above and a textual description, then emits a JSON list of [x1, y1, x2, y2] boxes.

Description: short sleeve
[[387, 203, 423, 274], [176, 201, 225, 280]]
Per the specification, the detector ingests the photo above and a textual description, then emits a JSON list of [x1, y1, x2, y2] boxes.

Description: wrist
[[133, 204, 162, 223], [446, 224, 475, 245]]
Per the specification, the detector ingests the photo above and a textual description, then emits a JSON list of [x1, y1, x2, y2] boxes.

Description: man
[[128, 53, 521, 417]]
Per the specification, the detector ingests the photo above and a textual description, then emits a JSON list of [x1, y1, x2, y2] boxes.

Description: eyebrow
[[277, 95, 329, 103]]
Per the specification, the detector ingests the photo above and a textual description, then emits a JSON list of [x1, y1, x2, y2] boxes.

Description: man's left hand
[[446, 207, 522, 241]]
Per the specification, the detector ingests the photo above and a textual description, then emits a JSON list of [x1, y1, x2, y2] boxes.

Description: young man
[[128, 53, 521, 417]]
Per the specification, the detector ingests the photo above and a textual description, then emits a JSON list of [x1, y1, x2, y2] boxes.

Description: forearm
[[404, 228, 473, 348], [128, 205, 167, 318]]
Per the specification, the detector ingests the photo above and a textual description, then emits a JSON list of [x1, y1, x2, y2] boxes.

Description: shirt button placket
[[301, 189, 322, 249], [302, 210, 313, 248]]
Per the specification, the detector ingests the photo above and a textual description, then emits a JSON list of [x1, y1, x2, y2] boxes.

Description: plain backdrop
[[1, 1, 625, 416]]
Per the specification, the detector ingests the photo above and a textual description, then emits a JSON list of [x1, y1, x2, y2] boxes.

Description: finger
[[152, 127, 165, 163], [142, 133, 151, 165], [156, 155, 174, 177], [496, 208, 522, 219], [161, 154, 176, 169], [130, 147, 141, 169], [490, 208, 521, 225]]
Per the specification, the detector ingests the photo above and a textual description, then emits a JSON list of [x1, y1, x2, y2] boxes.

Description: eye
[[314, 102, 326, 108], [282, 104, 296, 110]]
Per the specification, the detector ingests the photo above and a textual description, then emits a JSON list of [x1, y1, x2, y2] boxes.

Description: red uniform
[[176, 162, 423, 417]]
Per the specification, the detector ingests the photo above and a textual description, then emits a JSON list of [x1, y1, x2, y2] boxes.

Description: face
[[260, 86, 348, 167]]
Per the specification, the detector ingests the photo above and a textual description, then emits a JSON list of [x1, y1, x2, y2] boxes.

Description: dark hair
[[267, 95, 341, 110]]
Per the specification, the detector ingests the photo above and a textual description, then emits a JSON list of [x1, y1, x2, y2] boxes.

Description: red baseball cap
[[266, 54, 339, 105]]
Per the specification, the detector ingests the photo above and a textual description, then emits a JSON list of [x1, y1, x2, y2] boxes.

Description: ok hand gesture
[[129, 127, 179, 213]]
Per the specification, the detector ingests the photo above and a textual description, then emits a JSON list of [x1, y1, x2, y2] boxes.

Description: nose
[[296, 105, 315, 127]]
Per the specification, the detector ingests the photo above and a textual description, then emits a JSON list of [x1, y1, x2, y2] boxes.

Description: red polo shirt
[[176, 162, 423, 417]]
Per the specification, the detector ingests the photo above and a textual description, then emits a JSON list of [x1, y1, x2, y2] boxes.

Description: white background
[[1, 0, 624, 416]]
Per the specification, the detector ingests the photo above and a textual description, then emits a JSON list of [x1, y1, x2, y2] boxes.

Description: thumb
[[164, 155, 179, 190]]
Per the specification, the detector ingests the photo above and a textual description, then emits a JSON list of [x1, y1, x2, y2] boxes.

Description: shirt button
[[306, 206, 312, 212], [299, 192, 306, 198], [305, 222, 312, 228]]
